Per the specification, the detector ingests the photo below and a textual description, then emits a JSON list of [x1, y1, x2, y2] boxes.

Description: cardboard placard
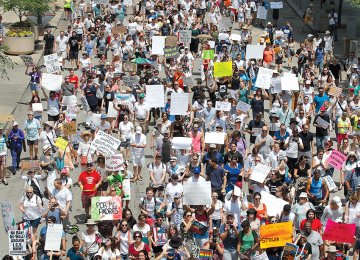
[[281, 75, 299, 91], [145, 85, 165, 108], [245, 45, 265, 60], [215, 101, 231, 111], [20, 55, 35, 66], [260, 222, 292, 249], [112, 26, 127, 35], [123, 62, 137, 72], [63, 121, 77, 136], [32, 103, 43, 112], [281, 243, 298, 260], [202, 50, 215, 60], [214, 61, 233, 77], [170, 93, 189, 115], [42, 73, 63, 91], [8, 230, 26, 256], [236, 100, 251, 112], [107, 101, 118, 118], [91, 130, 122, 156], [1, 202, 16, 233], [164, 47, 179, 59], [44, 54, 61, 74], [316, 116, 330, 129], [323, 219, 356, 244], [260, 191, 288, 217], [205, 132, 225, 144], [327, 149, 347, 170], [172, 137, 192, 150], [165, 36, 178, 47], [20, 160, 40, 171], [105, 154, 124, 171], [179, 30, 192, 44], [62, 95, 77, 106], [91, 196, 123, 221], [270, 2, 283, 8], [122, 179, 131, 200], [328, 86, 343, 97], [122, 75, 139, 85], [255, 67, 274, 89], [250, 163, 271, 183], [183, 182, 211, 205], [44, 224, 63, 251], [257, 6, 267, 20], [55, 137, 68, 150], [152, 36, 166, 55], [190, 221, 207, 236]]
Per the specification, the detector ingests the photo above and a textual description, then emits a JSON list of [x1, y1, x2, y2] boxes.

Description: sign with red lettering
[[327, 150, 347, 170], [323, 219, 356, 244]]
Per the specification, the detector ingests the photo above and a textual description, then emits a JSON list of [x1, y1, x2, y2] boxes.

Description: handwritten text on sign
[[323, 219, 356, 244], [44, 54, 61, 74], [1, 202, 16, 233], [55, 137, 68, 150], [8, 230, 26, 256], [91, 130, 121, 155], [91, 196, 122, 220], [44, 224, 63, 251], [63, 121, 77, 136], [260, 222, 292, 249], [327, 149, 347, 170], [105, 154, 124, 171]]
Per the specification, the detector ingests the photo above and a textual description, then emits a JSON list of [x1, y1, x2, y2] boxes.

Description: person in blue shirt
[[314, 44, 325, 72], [202, 144, 224, 166], [313, 86, 330, 113], [219, 212, 240, 259], [67, 236, 85, 260], [8, 121, 25, 174]]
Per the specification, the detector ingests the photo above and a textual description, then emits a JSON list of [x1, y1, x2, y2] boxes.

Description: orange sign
[[260, 222, 293, 249]]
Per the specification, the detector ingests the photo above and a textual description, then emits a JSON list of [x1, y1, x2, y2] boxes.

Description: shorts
[[64, 7, 71, 12], [336, 133, 348, 144], [0, 155, 6, 166], [69, 50, 79, 60], [120, 139, 130, 148], [26, 217, 41, 228], [81, 193, 94, 208], [27, 139, 39, 146], [57, 50, 67, 59], [98, 181, 109, 192], [132, 155, 145, 166]]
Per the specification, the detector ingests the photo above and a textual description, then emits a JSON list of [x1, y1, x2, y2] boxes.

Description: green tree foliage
[[346, 0, 360, 7], [2, 0, 51, 22], [0, 46, 16, 79]]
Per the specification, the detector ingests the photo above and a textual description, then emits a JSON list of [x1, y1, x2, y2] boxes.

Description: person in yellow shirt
[[351, 110, 360, 146], [63, 0, 72, 21], [337, 112, 351, 149]]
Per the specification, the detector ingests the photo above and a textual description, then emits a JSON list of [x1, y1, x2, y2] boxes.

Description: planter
[[3, 35, 35, 55]]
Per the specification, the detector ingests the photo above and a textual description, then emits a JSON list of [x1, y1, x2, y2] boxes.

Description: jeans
[[316, 136, 329, 150], [223, 249, 239, 260], [11, 148, 22, 171]]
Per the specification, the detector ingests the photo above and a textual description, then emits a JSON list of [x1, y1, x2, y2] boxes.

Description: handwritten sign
[[44, 54, 61, 74], [328, 86, 343, 97], [122, 76, 139, 85], [327, 150, 347, 170], [190, 221, 207, 236], [257, 6, 267, 20], [20, 55, 35, 66], [63, 121, 76, 136], [214, 61, 233, 77], [260, 222, 292, 249], [42, 73, 62, 91], [8, 230, 26, 256], [236, 100, 251, 112], [62, 95, 77, 106], [20, 160, 40, 171], [323, 219, 356, 244], [107, 101, 118, 118], [205, 132, 225, 144], [316, 116, 329, 129], [55, 137, 68, 150], [32, 103, 43, 112], [105, 154, 124, 171], [91, 130, 122, 156], [179, 30, 192, 44], [270, 2, 283, 8], [215, 101, 231, 111], [323, 175, 337, 192], [170, 93, 189, 115], [44, 224, 63, 251], [164, 47, 179, 59], [255, 67, 274, 89], [1, 202, 16, 233], [91, 196, 122, 220], [183, 182, 211, 205], [172, 137, 192, 150], [146, 85, 165, 108], [165, 36, 178, 47], [111, 26, 127, 35], [250, 163, 271, 183], [246, 45, 265, 60]]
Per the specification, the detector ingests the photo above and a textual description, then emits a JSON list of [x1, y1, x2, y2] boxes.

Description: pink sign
[[327, 150, 347, 170], [323, 219, 356, 244]]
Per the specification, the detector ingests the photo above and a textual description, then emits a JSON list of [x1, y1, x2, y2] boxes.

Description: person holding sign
[[25, 65, 42, 94], [313, 106, 330, 150]]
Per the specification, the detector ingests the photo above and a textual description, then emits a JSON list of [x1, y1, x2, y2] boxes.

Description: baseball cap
[[174, 192, 181, 198], [320, 106, 326, 111], [136, 126, 142, 134], [193, 168, 201, 174], [170, 156, 177, 161], [299, 192, 308, 198], [139, 93, 145, 98]]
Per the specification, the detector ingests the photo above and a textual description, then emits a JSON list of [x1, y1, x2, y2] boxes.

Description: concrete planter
[[3, 35, 35, 55]]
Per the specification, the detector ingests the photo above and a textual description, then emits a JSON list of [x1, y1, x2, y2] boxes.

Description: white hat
[[209, 143, 217, 148], [331, 196, 342, 207], [85, 219, 97, 225], [327, 246, 337, 253], [307, 34, 313, 38], [299, 192, 308, 198], [136, 126, 142, 134], [325, 30, 330, 35], [43, 144, 51, 153], [13, 121, 19, 126]]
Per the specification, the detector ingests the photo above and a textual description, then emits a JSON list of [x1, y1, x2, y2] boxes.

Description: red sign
[[322, 219, 356, 244]]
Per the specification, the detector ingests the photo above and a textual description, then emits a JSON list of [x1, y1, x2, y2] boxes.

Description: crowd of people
[[1, 0, 360, 259]]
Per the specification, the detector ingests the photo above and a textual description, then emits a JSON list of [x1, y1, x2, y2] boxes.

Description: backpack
[[55, 151, 66, 171]]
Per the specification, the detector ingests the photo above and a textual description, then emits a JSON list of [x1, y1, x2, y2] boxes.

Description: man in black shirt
[[328, 58, 342, 85], [298, 124, 314, 158], [43, 29, 55, 55], [67, 31, 81, 69], [313, 107, 330, 150], [247, 113, 265, 144]]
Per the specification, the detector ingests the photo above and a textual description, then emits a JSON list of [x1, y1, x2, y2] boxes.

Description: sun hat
[[85, 219, 97, 225]]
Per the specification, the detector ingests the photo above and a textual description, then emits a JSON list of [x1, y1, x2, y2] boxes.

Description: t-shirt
[[298, 132, 313, 152], [52, 188, 72, 210], [61, 83, 75, 96], [67, 247, 84, 260], [255, 134, 274, 159], [223, 200, 243, 225], [206, 166, 225, 190], [247, 120, 265, 143], [219, 223, 240, 252], [296, 242, 312, 260], [84, 85, 97, 106], [24, 118, 41, 141], [313, 94, 330, 112], [306, 230, 323, 260], [78, 170, 101, 196]]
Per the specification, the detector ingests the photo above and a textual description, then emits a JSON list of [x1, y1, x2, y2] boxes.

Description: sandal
[[130, 178, 137, 183], [138, 176, 143, 181], [2, 180, 8, 185]]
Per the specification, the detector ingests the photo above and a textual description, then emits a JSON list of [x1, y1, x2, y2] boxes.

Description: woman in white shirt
[[321, 196, 343, 231], [118, 116, 134, 161], [210, 191, 223, 229], [39, 121, 57, 150], [96, 237, 120, 260], [77, 131, 94, 169]]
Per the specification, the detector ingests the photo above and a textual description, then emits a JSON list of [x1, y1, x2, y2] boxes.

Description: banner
[[105, 154, 124, 171], [164, 47, 179, 59], [55, 137, 68, 150], [91, 130, 122, 156], [190, 221, 207, 236], [179, 30, 192, 44], [107, 101, 118, 118], [170, 93, 189, 115], [172, 137, 192, 150], [152, 36, 166, 55], [44, 54, 61, 74], [205, 132, 225, 144], [281, 243, 298, 260], [215, 101, 231, 111], [328, 86, 342, 97], [1, 202, 16, 233], [44, 224, 63, 251], [260, 191, 288, 217], [20, 55, 35, 66], [91, 196, 122, 220], [62, 95, 77, 106], [20, 160, 40, 171], [327, 150, 347, 170], [214, 61, 233, 77], [32, 103, 43, 112], [42, 73, 63, 91], [255, 67, 274, 89], [270, 2, 283, 8], [281, 75, 299, 91], [250, 163, 271, 183], [63, 121, 76, 136], [246, 45, 265, 60], [257, 6, 267, 20], [183, 182, 211, 205], [146, 85, 165, 108], [202, 50, 215, 60], [323, 219, 355, 243], [260, 222, 292, 249], [236, 100, 251, 112], [198, 249, 213, 259], [165, 36, 178, 47], [8, 230, 26, 256]]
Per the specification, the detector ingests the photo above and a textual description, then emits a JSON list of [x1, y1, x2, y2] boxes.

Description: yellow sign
[[260, 222, 293, 249], [213, 61, 233, 77], [63, 121, 76, 136], [55, 137, 68, 151]]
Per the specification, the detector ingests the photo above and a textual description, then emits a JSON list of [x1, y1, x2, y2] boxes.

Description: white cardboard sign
[[179, 30, 192, 44], [236, 100, 251, 112], [107, 101, 118, 118], [257, 6, 267, 20], [270, 2, 283, 8], [105, 154, 124, 171], [146, 85, 165, 108], [260, 191, 288, 217], [205, 132, 225, 144], [44, 224, 63, 251], [42, 73, 63, 91], [32, 103, 43, 112], [8, 230, 26, 256], [91, 130, 122, 156], [44, 54, 61, 74], [281, 75, 299, 91], [250, 163, 271, 183], [183, 182, 211, 205], [172, 137, 192, 150], [62, 95, 77, 106], [170, 93, 189, 115], [152, 36, 166, 55], [255, 67, 274, 90], [245, 45, 265, 60], [215, 101, 231, 111]]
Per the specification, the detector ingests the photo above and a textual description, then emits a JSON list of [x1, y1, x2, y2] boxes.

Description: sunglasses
[[135, 235, 141, 238]]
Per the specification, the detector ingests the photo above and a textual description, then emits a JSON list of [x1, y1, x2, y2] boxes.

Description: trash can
[[343, 37, 351, 58]]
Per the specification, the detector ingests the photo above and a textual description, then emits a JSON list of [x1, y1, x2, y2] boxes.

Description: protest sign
[[230, 33, 241, 41], [255, 67, 274, 89], [252, 128, 262, 137], [215, 101, 231, 111], [65, 111, 76, 123], [218, 17, 232, 31], [8, 230, 26, 256], [122, 0, 131, 5], [190, 221, 207, 236], [93, 0, 109, 4], [315, 116, 329, 129], [205, 132, 225, 144], [20, 55, 35, 66], [123, 61, 137, 72], [152, 36, 166, 55], [236, 100, 251, 112], [164, 47, 179, 59], [250, 163, 271, 183], [208, 41, 215, 49], [20, 160, 40, 171], [323, 219, 356, 243], [63, 121, 77, 136], [202, 50, 215, 60], [153, 226, 167, 246], [111, 26, 127, 35], [251, 253, 269, 260], [44, 224, 63, 251], [165, 36, 178, 47], [328, 86, 343, 97], [146, 85, 165, 108], [107, 101, 118, 118], [327, 149, 347, 170], [218, 33, 229, 41], [1, 202, 16, 233], [257, 6, 267, 20], [122, 179, 131, 200], [44, 54, 61, 73], [91, 196, 123, 221], [42, 73, 63, 91], [260, 191, 288, 217], [62, 95, 77, 106], [170, 93, 189, 115], [179, 30, 192, 44], [214, 61, 233, 77], [55, 137, 68, 150], [105, 154, 124, 171], [281, 243, 298, 260], [91, 130, 122, 155], [260, 222, 292, 249], [270, 2, 283, 8], [281, 75, 299, 91], [172, 137, 192, 150], [0, 114, 15, 122], [32, 103, 43, 112], [245, 45, 265, 60], [122, 75, 139, 85], [323, 175, 337, 192], [182, 76, 194, 86], [183, 182, 211, 205], [198, 249, 213, 259]]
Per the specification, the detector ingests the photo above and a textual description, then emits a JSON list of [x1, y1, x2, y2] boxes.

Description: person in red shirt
[[69, 69, 80, 95], [299, 209, 322, 233], [78, 162, 101, 219]]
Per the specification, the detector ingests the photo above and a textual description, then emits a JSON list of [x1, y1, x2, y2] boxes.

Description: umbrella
[[196, 34, 213, 40], [131, 58, 152, 65]]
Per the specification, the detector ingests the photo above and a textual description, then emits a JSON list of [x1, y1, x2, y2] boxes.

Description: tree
[[338, 0, 360, 27], [2, 0, 51, 24], [0, 46, 16, 79], [346, 0, 360, 7]]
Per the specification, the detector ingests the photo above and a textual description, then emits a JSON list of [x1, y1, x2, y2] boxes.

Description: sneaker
[[2, 179, 8, 185]]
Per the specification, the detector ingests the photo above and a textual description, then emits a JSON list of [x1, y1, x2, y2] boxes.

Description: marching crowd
[[1, 0, 360, 259]]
